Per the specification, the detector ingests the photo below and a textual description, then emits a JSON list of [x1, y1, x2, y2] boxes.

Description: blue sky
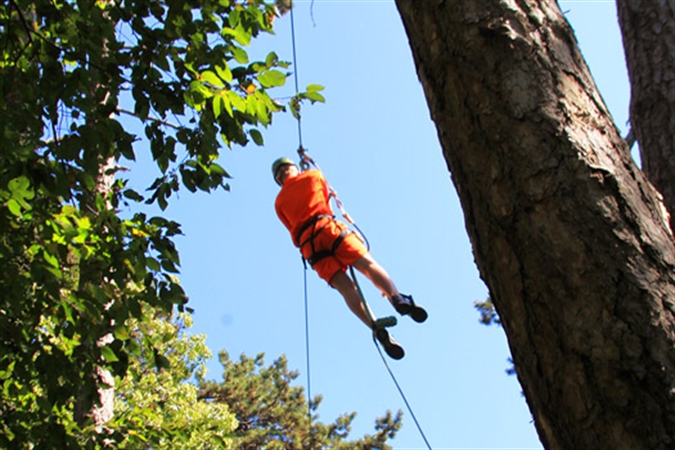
[[130, 1, 631, 448]]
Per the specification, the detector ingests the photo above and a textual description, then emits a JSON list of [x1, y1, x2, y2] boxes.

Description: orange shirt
[[275, 170, 333, 246]]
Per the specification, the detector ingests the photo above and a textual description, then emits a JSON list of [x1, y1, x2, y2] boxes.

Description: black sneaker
[[391, 294, 428, 323], [374, 328, 404, 360]]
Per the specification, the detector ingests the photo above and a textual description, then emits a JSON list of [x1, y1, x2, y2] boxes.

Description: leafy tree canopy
[[100, 312, 238, 449], [0, 0, 322, 446]]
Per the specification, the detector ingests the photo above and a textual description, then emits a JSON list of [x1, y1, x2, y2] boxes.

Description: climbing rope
[[290, 8, 315, 447], [373, 337, 433, 450], [301, 261, 315, 448], [289, 5, 303, 150], [289, 5, 432, 449], [349, 266, 433, 450]]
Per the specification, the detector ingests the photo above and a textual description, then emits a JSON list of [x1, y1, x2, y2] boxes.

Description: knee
[[353, 254, 376, 271], [329, 271, 352, 291]]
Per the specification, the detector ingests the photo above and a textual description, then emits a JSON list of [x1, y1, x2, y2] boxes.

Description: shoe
[[391, 294, 428, 323], [374, 328, 404, 360]]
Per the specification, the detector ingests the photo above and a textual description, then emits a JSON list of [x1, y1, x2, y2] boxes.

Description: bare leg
[[350, 254, 400, 300], [330, 271, 375, 329]]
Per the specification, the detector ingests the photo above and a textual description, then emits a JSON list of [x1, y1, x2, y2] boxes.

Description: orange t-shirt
[[275, 169, 368, 282], [275, 169, 333, 246]]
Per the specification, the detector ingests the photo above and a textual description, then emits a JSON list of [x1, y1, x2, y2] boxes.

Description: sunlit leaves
[[0, 0, 320, 446], [222, 24, 252, 46], [200, 70, 225, 88], [215, 64, 233, 83], [4, 176, 34, 217], [258, 69, 286, 88], [109, 313, 238, 449], [304, 84, 326, 103]]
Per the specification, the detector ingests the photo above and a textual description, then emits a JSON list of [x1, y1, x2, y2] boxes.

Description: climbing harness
[[294, 212, 348, 268], [288, 5, 432, 449]]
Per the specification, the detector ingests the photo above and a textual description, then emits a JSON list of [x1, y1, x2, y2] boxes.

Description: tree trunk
[[616, 0, 675, 233], [74, 3, 117, 429], [395, 0, 675, 448]]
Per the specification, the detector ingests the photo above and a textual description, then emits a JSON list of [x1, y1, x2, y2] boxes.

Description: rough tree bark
[[74, 4, 117, 428], [616, 0, 675, 232], [395, 0, 675, 448]]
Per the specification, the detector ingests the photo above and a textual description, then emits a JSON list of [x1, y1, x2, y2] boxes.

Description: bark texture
[[616, 0, 675, 234], [616, 0, 675, 233], [395, 0, 675, 448]]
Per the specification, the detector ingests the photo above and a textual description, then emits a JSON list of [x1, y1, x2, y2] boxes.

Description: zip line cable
[[290, 6, 314, 447], [288, 5, 432, 449], [290, 6, 303, 149], [302, 261, 314, 446]]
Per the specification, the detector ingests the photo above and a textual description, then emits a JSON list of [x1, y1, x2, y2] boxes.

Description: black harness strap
[[294, 214, 332, 246], [295, 214, 351, 267], [306, 228, 350, 266]]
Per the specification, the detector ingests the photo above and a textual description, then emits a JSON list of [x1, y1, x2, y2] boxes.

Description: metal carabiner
[[297, 146, 313, 171]]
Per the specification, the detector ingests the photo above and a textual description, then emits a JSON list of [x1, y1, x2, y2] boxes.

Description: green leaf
[[125, 338, 141, 357], [155, 353, 171, 370], [123, 189, 145, 202], [216, 64, 233, 83], [161, 259, 179, 273], [114, 326, 131, 341], [209, 163, 230, 178], [7, 199, 22, 216], [265, 51, 279, 68], [229, 8, 240, 28], [8, 176, 30, 195], [147, 257, 161, 272], [101, 346, 119, 363], [213, 95, 222, 118], [304, 91, 325, 103], [256, 97, 270, 126], [250, 129, 263, 145], [201, 70, 224, 88], [258, 70, 286, 88], [43, 250, 59, 268], [306, 84, 324, 92], [221, 93, 233, 117], [222, 25, 251, 46], [228, 91, 246, 112], [231, 47, 249, 64], [45, 265, 63, 279]]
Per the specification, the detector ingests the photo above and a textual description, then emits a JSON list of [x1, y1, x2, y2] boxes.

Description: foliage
[[0, 0, 322, 446], [200, 351, 403, 450], [474, 296, 500, 326], [103, 312, 238, 449]]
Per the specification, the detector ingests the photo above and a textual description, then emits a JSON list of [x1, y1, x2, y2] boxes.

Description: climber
[[272, 157, 427, 359]]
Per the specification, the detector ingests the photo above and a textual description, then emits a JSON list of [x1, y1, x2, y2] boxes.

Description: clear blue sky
[[131, 1, 631, 448]]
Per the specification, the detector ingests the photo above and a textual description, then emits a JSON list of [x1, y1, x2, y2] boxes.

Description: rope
[[349, 266, 433, 450], [289, 5, 303, 150], [373, 336, 433, 450], [291, 6, 314, 447], [302, 261, 315, 449]]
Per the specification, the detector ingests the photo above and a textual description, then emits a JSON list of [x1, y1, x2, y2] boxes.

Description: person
[[272, 157, 427, 359]]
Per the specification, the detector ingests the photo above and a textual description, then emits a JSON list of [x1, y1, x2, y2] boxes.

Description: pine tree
[[200, 351, 402, 449]]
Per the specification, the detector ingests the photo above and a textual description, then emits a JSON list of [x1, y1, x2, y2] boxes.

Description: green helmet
[[272, 157, 296, 182]]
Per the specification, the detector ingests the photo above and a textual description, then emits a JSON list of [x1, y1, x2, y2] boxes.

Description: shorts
[[299, 218, 368, 283]]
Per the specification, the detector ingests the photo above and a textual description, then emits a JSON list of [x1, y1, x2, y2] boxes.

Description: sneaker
[[391, 294, 428, 323], [374, 328, 404, 360]]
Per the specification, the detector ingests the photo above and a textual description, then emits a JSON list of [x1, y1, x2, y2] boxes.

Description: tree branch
[[116, 108, 182, 130]]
